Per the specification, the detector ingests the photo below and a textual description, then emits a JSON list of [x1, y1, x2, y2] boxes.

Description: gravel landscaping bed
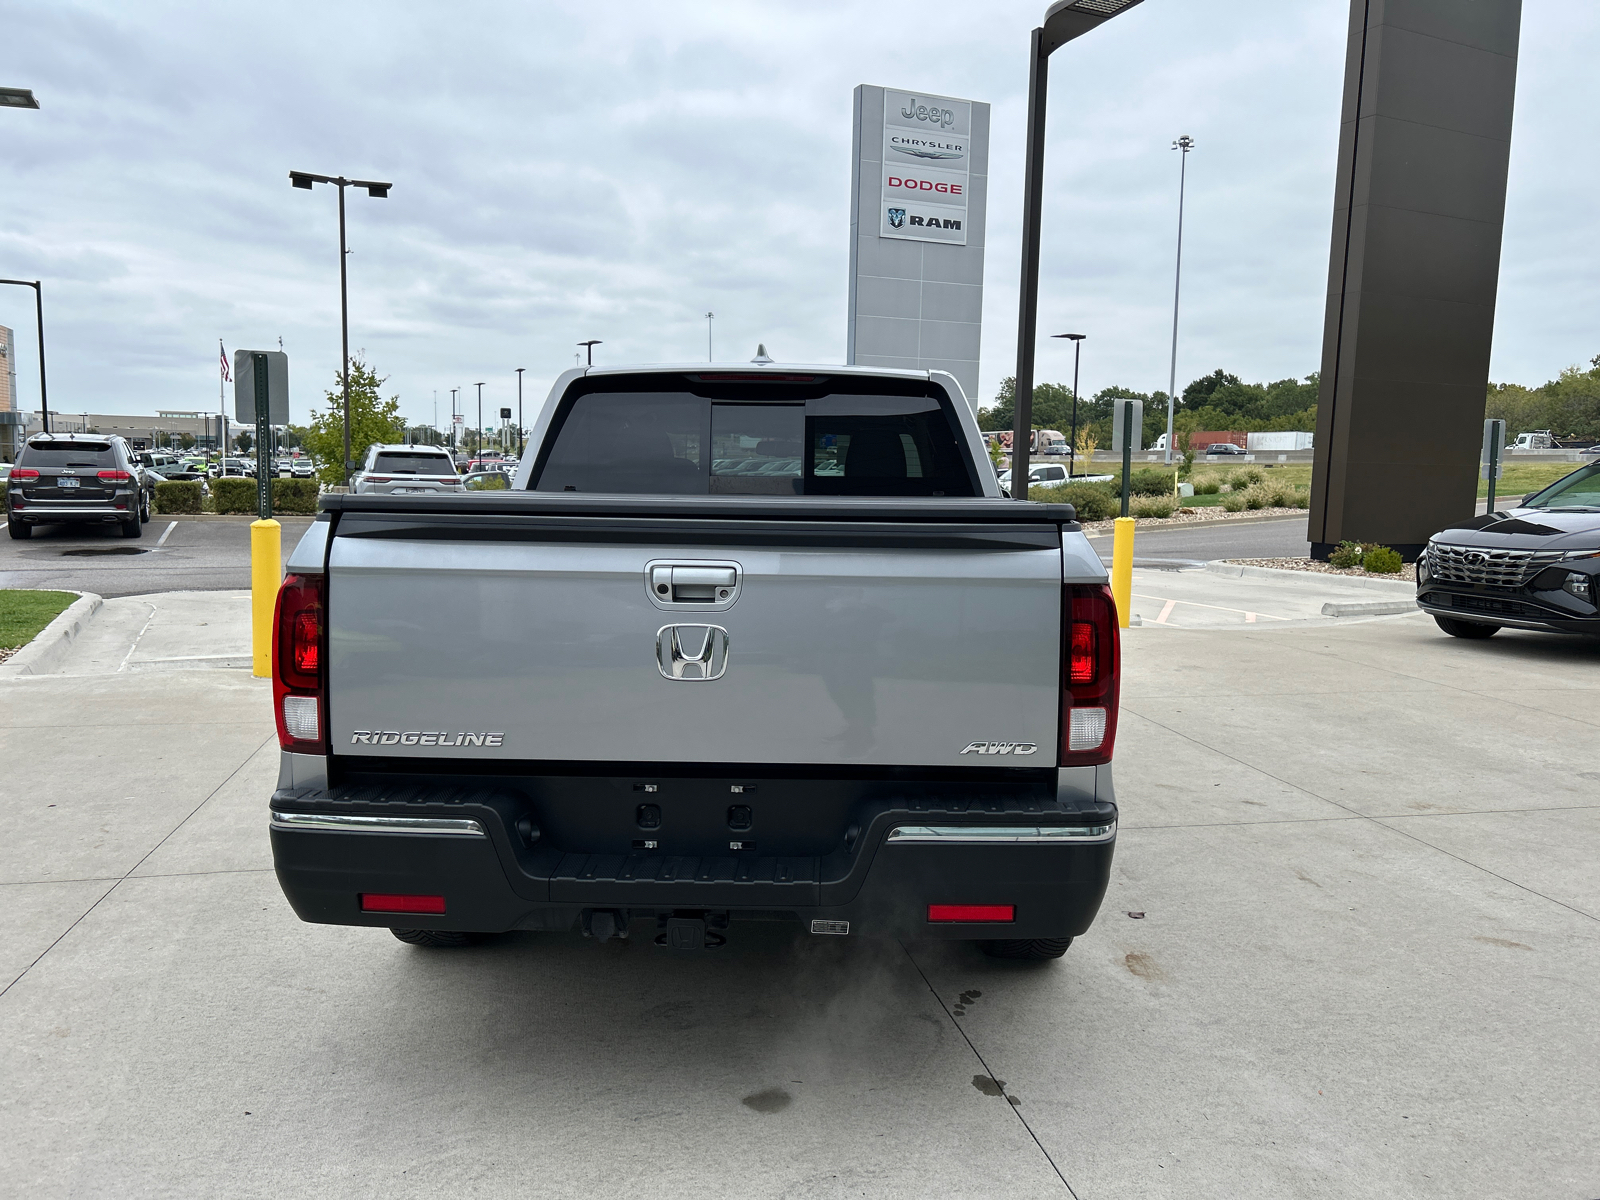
[[1079, 506, 1308, 536], [1227, 556, 1417, 583]]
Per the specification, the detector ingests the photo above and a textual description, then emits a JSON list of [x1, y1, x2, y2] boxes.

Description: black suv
[[1417, 461, 1600, 638], [7, 433, 153, 540]]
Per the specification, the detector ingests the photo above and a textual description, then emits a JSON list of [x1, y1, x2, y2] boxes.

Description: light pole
[[515, 367, 525, 456], [578, 339, 601, 366], [1010, 0, 1145, 500], [475, 382, 485, 459], [705, 312, 714, 361], [1164, 135, 1194, 465], [1052, 333, 1086, 476], [0, 279, 49, 435], [289, 170, 391, 486], [450, 387, 459, 449]]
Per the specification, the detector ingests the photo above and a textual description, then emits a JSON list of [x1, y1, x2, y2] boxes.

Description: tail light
[[11, 468, 40, 481], [97, 469, 132, 482], [273, 573, 327, 754], [1060, 583, 1120, 766], [364, 475, 392, 483]]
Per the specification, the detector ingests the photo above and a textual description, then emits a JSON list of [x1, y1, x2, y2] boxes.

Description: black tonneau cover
[[321, 491, 1077, 526]]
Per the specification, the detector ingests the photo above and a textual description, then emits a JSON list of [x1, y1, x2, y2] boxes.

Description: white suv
[[352, 445, 464, 495]]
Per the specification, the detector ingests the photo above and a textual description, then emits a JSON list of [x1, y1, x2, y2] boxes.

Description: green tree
[[177, 433, 196, 451], [234, 431, 253, 453], [302, 357, 406, 487], [978, 377, 1077, 433]]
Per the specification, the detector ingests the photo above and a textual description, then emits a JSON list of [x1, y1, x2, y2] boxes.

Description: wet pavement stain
[[971, 1075, 1006, 1097], [741, 1087, 792, 1114], [1473, 936, 1532, 951], [952, 988, 981, 1017], [1124, 951, 1168, 982]]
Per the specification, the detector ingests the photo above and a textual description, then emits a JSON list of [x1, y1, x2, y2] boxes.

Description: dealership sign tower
[[847, 86, 990, 408]]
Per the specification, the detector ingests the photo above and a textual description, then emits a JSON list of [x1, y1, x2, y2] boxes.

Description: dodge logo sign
[[886, 207, 906, 228]]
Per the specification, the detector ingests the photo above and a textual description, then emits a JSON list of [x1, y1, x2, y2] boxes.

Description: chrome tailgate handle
[[646, 561, 741, 608]]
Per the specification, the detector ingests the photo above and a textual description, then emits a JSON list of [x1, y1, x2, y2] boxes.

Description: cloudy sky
[[3, 0, 1597, 430]]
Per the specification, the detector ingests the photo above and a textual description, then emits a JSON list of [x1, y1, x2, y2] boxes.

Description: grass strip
[[0, 590, 80, 650]]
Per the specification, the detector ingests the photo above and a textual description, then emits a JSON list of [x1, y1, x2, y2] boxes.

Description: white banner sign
[[879, 89, 971, 246]]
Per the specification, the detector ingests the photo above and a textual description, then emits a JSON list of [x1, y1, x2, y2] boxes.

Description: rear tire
[[1433, 615, 1498, 639], [119, 511, 143, 538], [390, 928, 477, 948], [139, 490, 151, 522], [980, 937, 1073, 960], [8, 517, 31, 540]]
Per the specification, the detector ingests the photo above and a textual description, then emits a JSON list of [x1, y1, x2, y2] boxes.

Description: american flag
[[219, 342, 231, 384]]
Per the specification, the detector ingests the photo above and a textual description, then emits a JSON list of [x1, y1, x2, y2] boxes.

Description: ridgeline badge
[[351, 730, 505, 747]]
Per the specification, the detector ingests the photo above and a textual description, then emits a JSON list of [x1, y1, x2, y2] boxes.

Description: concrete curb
[[1203, 561, 1415, 594], [1321, 599, 1420, 617], [1082, 512, 1309, 537], [0, 591, 103, 678]]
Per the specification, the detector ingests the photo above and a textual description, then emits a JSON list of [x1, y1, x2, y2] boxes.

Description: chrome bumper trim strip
[[270, 811, 486, 836], [886, 821, 1116, 845]]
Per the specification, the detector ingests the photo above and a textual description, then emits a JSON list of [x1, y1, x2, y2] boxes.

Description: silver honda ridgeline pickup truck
[[268, 363, 1119, 961]]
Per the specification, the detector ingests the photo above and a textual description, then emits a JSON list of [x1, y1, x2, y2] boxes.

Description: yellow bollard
[[251, 519, 282, 677], [1111, 516, 1135, 629]]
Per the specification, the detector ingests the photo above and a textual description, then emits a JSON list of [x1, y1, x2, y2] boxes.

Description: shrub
[[1328, 541, 1365, 568], [1192, 478, 1221, 495], [1035, 480, 1118, 522], [1131, 496, 1176, 519], [1128, 468, 1176, 497], [272, 477, 321, 515], [212, 477, 257, 514], [1221, 492, 1247, 513], [1364, 546, 1404, 574], [1242, 488, 1267, 510], [153, 480, 202, 514]]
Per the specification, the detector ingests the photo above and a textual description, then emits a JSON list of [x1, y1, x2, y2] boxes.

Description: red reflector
[[293, 609, 320, 673], [97, 469, 132, 481], [12, 468, 40, 481], [360, 893, 446, 914], [1069, 620, 1095, 683], [928, 904, 1015, 923]]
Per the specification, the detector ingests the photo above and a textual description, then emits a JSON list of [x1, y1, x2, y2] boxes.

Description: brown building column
[[1310, 0, 1522, 560]]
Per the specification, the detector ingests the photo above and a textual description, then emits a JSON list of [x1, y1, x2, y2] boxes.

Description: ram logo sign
[[960, 741, 1038, 756]]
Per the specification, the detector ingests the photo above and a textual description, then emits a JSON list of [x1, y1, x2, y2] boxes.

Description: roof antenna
[[750, 343, 773, 365]]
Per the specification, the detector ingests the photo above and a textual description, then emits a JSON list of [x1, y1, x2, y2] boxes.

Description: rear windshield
[[20, 442, 118, 468], [533, 376, 976, 496], [372, 452, 457, 474]]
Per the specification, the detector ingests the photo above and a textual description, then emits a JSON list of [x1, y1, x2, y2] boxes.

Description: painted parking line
[[156, 521, 178, 547], [1132, 592, 1291, 624]]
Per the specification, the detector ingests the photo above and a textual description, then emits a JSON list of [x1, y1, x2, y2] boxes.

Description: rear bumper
[[9, 501, 130, 522], [269, 787, 1116, 941]]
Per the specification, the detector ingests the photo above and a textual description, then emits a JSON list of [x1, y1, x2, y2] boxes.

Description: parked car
[[462, 468, 513, 491], [1417, 461, 1600, 639], [352, 445, 464, 495], [7, 433, 151, 539], [209, 457, 256, 479], [1205, 443, 1248, 456], [290, 458, 315, 479], [268, 362, 1120, 961]]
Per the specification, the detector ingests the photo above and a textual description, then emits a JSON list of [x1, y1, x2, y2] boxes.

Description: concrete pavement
[[2, 585, 1597, 1198], [0, 516, 315, 598]]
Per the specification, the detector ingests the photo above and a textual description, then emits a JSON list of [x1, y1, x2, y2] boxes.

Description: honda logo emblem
[[656, 624, 730, 681]]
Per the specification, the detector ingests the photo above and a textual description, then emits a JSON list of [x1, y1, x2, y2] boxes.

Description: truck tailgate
[[323, 499, 1068, 768]]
